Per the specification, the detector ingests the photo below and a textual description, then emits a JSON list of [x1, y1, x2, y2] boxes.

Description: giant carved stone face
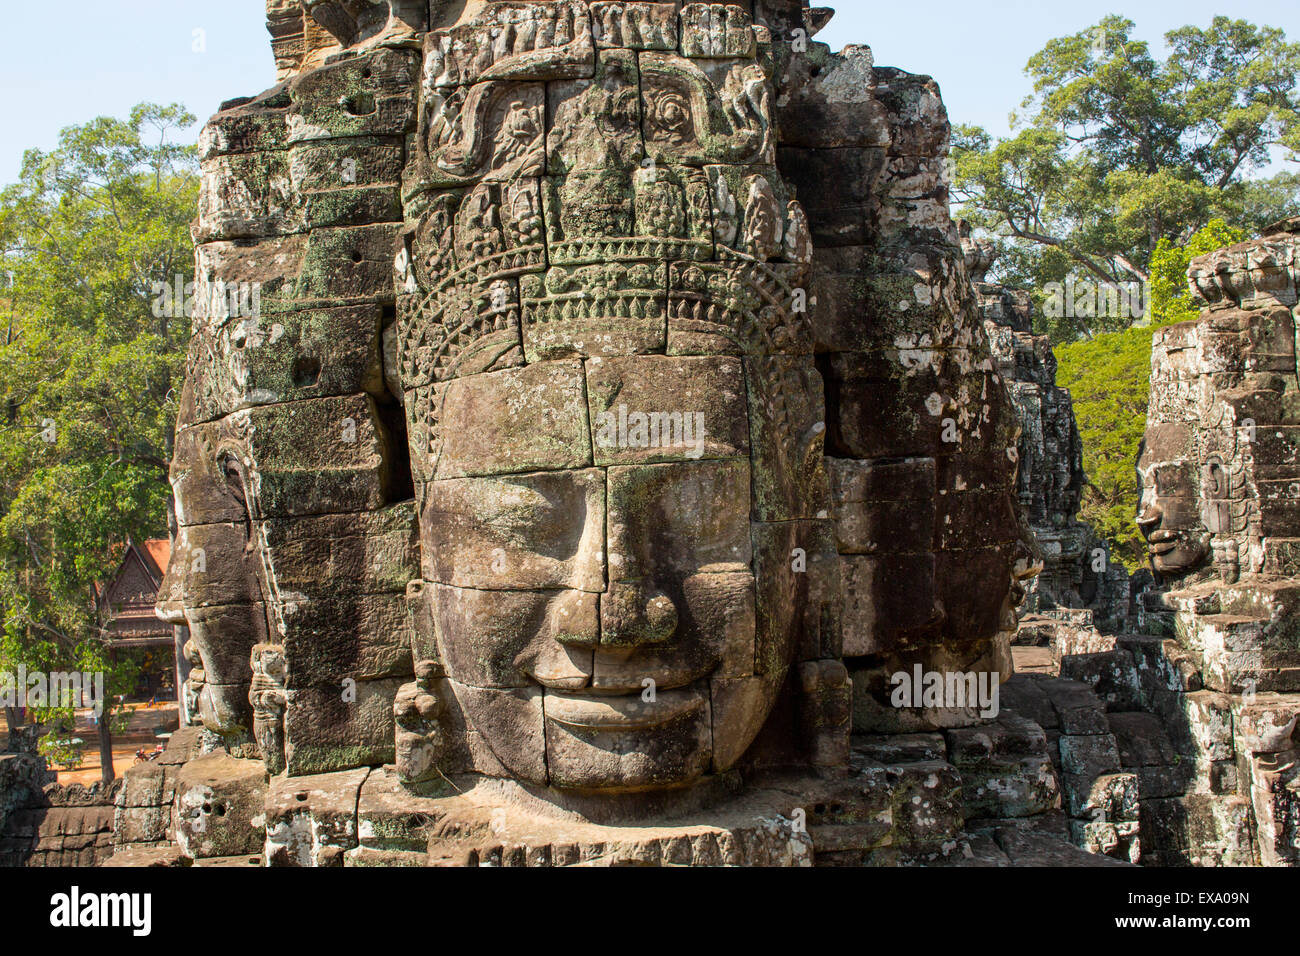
[[1135, 312, 1276, 586], [1136, 320, 1214, 582], [157, 416, 271, 738], [391, 1, 826, 791], [1136, 422, 1212, 580]]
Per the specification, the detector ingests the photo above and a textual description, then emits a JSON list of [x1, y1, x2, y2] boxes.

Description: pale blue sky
[[3, 1, 1298, 185]]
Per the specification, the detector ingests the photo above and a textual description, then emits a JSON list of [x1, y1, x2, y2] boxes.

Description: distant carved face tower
[[1139, 226, 1300, 588], [392, 1, 823, 791]]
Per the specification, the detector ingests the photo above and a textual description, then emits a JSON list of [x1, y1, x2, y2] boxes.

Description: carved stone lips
[[1148, 530, 1179, 555], [543, 685, 706, 731]]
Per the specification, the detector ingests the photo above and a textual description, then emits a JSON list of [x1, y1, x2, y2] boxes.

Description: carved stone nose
[[155, 559, 188, 624], [600, 581, 678, 648], [156, 598, 187, 625], [550, 590, 601, 652], [1136, 507, 1163, 531]]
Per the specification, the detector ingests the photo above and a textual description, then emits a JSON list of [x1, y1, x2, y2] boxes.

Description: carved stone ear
[[218, 452, 247, 504], [216, 450, 257, 543]]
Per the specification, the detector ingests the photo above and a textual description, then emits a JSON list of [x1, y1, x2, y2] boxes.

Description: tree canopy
[[954, 15, 1300, 342], [0, 104, 197, 767]]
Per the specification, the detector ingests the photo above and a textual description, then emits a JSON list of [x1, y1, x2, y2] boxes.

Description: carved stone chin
[[1148, 532, 1212, 581]]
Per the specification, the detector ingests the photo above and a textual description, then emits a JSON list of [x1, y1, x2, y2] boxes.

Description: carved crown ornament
[[387, 1, 815, 479]]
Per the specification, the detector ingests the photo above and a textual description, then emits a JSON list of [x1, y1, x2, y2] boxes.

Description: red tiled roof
[[140, 539, 171, 578]]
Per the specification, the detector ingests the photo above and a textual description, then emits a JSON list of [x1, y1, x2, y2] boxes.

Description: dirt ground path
[[1, 701, 180, 785]]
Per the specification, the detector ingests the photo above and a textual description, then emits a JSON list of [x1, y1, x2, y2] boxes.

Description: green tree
[[954, 15, 1300, 342], [0, 104, 197, 783], [1147, 218, 1247, 327], [1056, 220, 1246, 571]]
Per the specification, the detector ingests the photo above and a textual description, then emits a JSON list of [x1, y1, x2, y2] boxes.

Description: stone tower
[[115, 1, 1064, 867]]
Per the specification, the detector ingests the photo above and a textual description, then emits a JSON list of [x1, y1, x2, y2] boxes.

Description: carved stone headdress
[[389, 0, 817, 474]]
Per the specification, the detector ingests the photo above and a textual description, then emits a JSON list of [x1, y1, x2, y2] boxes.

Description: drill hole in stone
[[292, 356, 322, 388], [343, 92, 376, 116]]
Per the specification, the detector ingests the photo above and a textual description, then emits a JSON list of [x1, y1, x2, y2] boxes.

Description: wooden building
[[95, 540, 179, 702]]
